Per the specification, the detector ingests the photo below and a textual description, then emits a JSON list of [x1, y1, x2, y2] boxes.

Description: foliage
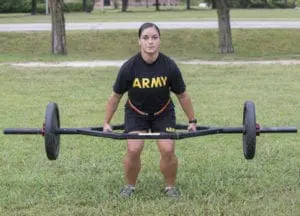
[[0, 0, 94, 13], [0, 0, 31, 13], [64, 1, 95, 12]]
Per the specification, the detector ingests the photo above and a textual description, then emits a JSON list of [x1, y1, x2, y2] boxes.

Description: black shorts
[[124, 105, 176, 133]]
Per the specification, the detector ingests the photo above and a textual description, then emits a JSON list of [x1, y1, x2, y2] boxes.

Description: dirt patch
[[1, 59, 300, 67]]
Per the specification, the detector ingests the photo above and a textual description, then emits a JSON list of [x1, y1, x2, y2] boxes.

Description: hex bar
[[89, 124, 212, 131], [75, 127, 231, 140], [58, 127, 243, 138], [3, 126, 297, 137]]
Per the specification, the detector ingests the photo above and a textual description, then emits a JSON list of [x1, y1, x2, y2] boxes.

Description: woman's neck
[[141, 51, 159, 64]]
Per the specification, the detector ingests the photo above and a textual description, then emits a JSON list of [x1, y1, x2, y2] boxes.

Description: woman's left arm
[[176, 91, 197, 131]]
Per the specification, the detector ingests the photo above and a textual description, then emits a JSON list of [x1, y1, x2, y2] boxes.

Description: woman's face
[[139, 26, 160, 55]]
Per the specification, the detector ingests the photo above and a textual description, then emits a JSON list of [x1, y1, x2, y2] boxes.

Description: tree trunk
[[31, 0, 37, 15], [186, 0, 190, 10], [83, 0, 87, 11], [155, 0, 160, 11], [216, 0, 234, 54], [49, 0, 67, 55], [211, 0, 217, 9], [112, 0, 119, 9], [122, 0, 128, 12]]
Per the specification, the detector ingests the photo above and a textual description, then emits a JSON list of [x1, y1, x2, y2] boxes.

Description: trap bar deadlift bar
[[4, 124, 296, 138], [3, 101, 298, 161]]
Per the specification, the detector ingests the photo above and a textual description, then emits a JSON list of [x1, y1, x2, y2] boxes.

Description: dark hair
[[138, 22, 160, 38]]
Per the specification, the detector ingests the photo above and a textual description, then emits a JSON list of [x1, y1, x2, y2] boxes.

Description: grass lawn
[[0, 64, 299, 215], [1, 29, 300, 62], [0, 8, 299, 23]]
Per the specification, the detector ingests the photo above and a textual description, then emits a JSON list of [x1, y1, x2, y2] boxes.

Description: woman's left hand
[[188, 123, 197, 132], [103, 122, 113, 132]]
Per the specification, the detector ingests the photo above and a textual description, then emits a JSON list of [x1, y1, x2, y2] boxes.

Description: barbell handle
[[4, 128, 42, 134], [260, 127, 297, 133]]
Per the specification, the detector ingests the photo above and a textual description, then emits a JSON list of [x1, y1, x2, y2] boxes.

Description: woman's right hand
[[103, 122, 113, 132]]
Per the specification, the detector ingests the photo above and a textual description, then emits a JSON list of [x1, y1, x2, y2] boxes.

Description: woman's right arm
[[103, 92, 123, 132]]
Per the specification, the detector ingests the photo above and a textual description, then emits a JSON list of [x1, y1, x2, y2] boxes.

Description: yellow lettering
[[166, 127, 175, 132], [142, 78, 150, 88], [161, 76, 167, 86], [133, 76, 168, 89], [151, 77, 162, 88], [133, 78, 141, 88]]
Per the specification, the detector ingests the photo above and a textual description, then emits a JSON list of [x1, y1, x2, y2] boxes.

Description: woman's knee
[[157, 140, 175, 157], [126, 139, 144, 157]]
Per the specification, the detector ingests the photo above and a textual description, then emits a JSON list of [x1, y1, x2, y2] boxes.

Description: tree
[[122, 0, 129, 11], [186, 0, 191, 10], [216, 0, 234, 54], [210, 0, 218, 9], [49, 0, 67, 55], [83, 0, 87, 11], [155, 0, 160, 11], [31, 0, 37, 15]]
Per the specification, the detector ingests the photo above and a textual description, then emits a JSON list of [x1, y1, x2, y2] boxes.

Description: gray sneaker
[[163, 187, 180, 198], [120, 185, 135, 197]]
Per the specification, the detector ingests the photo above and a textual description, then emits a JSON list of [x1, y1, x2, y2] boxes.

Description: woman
[[103, 22, 197, 198]]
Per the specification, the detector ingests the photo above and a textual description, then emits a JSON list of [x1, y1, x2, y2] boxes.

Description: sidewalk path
[[2, 59, 300, 68], [0, 21, 300, 32]]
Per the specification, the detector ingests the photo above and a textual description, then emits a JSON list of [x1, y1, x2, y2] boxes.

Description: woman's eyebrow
[[142, 34, 159, 37]]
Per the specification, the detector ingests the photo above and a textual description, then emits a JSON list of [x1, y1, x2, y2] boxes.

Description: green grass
[[0, 8, 299, 23], [0, 64, 299, 215], [1, 29, 300, 62]]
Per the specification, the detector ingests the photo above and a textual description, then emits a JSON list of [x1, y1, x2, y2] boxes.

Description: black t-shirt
[[113, 52, 186, 113]]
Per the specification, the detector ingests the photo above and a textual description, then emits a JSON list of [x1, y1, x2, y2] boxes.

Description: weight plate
[[45, 102, 60, 160], [243, 100, 256, 159]]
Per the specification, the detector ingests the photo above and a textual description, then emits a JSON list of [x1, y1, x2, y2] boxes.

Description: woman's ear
[[138, 39, 141, 46]]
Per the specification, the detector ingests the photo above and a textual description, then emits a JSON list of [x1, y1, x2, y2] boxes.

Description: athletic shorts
[[124, 105, 176, 133]]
